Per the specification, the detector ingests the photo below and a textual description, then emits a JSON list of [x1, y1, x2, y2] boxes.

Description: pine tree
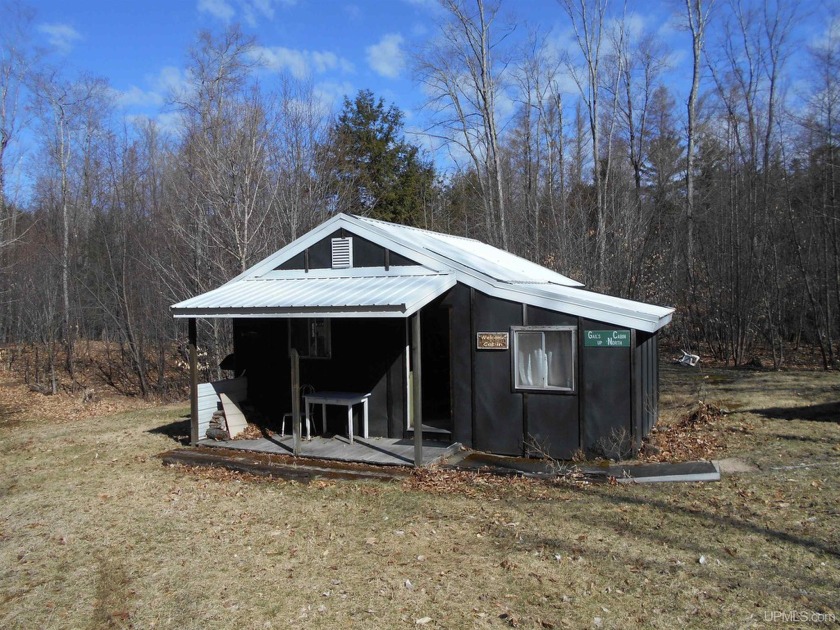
[[330, 89, 434, 225]]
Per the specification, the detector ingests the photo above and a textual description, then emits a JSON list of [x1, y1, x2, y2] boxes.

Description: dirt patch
[[713, 458, 759, 473]]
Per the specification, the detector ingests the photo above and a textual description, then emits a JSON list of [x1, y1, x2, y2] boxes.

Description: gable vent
[[331, 237, 353, 269]]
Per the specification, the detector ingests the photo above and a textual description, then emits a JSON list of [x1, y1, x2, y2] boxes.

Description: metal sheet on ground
[[219, 393, 248, 437]]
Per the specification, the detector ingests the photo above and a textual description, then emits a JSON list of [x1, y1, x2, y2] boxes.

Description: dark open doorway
[[420, 303, 453, 437]]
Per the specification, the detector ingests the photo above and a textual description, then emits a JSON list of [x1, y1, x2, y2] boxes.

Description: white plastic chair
[[678, 350, 700, 367], [280, 412, 311, 440], [280, 384, 315, 440]]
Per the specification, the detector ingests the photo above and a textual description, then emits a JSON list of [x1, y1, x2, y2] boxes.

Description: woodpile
[[205, 410, 230, 440]]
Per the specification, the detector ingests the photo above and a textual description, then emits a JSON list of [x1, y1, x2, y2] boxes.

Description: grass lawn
[[1, 364, 838, 629]]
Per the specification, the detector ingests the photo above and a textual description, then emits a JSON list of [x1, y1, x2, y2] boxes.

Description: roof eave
[[456, 277, 674, 332], [170, 274, 457, 320], [172, 305, 411, 318]]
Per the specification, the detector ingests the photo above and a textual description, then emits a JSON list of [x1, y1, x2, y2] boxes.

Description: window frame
[[288, 318, 332, 360], [510, 325, 577, 393]]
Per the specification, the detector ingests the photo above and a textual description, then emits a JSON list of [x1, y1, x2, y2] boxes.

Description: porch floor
[[197, 434, 461, 467]]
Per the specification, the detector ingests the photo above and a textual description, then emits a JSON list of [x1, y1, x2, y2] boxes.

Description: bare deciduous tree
[[31, 71, 112, 380], [561, 0, 610, 288], [416, 0, 511, 248]]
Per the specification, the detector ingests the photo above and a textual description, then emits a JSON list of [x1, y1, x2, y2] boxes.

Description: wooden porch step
[[159, 447, 412, 483]]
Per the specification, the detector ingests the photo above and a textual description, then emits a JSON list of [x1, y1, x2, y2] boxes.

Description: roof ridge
[[353, 215, 483, 245]]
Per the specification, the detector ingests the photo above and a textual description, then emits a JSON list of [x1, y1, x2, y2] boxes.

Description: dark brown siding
[[522, 306, 580, 459], [471, 291, 523, 455], [276, 230, 420, 270], [580, 319, 632, 457]]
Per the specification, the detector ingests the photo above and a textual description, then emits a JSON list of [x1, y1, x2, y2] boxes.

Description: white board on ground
[[219, 393, 248, 437]]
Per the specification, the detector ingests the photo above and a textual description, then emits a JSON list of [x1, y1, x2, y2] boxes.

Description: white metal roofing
[[171, 268, 456, 318], [355, 216, 584, 287], [171, 213, 674, 331]]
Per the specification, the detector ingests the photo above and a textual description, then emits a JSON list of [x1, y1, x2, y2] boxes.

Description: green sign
[[584, 330, 631, 348]]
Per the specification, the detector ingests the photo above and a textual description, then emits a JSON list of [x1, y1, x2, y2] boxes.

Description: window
[[289, 318, 331, 359], [512, 326, 576, 392]]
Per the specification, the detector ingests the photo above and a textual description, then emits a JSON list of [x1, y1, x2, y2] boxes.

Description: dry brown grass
[[1, 365, 839, 629]]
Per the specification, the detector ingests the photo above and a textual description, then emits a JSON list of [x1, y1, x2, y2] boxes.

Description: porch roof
[[170, 266, 456, 318]]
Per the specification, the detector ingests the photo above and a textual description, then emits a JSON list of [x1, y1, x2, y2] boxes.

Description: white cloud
[[250, 46, 354, 79], [366, 33, 405, 79], [621, 12, 648, 41], [154, 66, 191, 94], [37, 22, 82, 53], [812, 14, 840, 52], [112, 65, 194, 114], [197, 0, 235, 21], [114, 86, 165, 109], [401, 0, 442, 13], [198, 0, 296, 25], [126, 112, 186, 138], [313, 80, 356, 111]]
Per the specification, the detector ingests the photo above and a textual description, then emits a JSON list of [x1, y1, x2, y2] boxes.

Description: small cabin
[[172, 214, 673, 461]]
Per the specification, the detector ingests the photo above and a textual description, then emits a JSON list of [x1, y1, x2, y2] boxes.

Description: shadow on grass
[[502, 482, 840, 612], [750, 402, 840, 423], [765, 431, 838, 444], [147, 414, 191, 445], [567, 482, 840, 560]]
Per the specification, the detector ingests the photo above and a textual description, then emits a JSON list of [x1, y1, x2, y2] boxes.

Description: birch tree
[[684, 0, 712, 287], [416, 0, 510, 248], [561, 0, 610, 288], [32, 71, 111, 379], [0, 1, 35, 341]]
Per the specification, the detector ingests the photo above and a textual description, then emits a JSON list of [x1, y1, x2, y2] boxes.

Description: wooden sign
[[476, 332, 509, 350], [584, 330, 631, 347]]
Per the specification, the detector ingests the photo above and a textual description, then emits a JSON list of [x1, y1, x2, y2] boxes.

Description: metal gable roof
[[353, 216, 584, 287], [171, 213, 674, 331]]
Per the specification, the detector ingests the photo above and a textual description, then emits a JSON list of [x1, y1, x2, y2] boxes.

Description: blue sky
[[27, 1, 692, 122], [18, 0, 839, 174], [30, 0, 454, 129]]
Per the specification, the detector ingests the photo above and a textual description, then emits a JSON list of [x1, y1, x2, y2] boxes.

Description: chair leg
[[282, 413, 313, 440]]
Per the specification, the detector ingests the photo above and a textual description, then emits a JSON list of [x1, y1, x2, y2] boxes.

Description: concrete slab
[[607, 461, 720, 483], [445, 450, 721, 483]]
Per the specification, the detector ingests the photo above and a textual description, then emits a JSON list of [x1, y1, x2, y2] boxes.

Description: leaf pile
[[0, 372, 155, 426], [235, 422, 265, 440], [641, 401, 728, 462]]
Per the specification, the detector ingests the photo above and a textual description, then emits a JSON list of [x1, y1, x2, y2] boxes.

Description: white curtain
[[517, 330, 573, 390], [517, 332, 545, 387]]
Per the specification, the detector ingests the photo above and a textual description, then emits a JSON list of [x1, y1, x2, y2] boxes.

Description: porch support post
[[291, 348, 301, 456], [188, 318, 198, 446], [412, 311, 423, 467]]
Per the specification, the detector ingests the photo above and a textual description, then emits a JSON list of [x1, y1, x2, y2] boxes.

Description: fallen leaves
[[641, 401, 730, 462], [235, 423, 264, 440], [403, 468, 554, 498], [0, 370, 156, 427]]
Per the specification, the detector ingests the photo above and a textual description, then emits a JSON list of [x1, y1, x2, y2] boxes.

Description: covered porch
[[172, 263, 457, 467]]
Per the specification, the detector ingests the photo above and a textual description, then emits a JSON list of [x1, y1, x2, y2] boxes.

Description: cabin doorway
[[419, 304, 453, 437]]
